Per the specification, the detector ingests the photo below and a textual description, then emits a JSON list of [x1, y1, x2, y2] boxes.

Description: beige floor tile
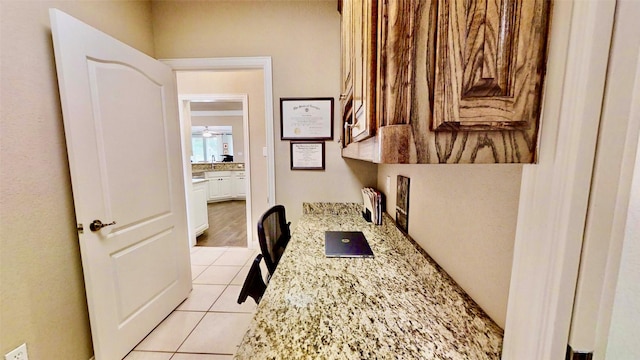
[[230, 265, 250, 286], [212, 249, 255, 266], [210, 285, 256, 313], [231, 260, 271, 285], [135, 311, 205, 352], [190, 248, 227, 265], [171, 354, 233, 360], [177, 284, 227, 311], [124, 351, 173, 360], [178, 312, 253, 355], [193, 266, 242, 285], [191, 265, 208, 280]]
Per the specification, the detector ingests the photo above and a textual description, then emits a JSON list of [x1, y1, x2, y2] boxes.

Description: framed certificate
[[280, 97, 334, 140], [290, 141, 325, 170]]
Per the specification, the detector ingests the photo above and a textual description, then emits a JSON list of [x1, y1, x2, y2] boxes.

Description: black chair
[[257, 205, 291, 276], [237, 254, 267, 305]]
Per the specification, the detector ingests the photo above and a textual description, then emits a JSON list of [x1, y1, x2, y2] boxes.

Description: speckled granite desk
[[235, 203, 503, 359]]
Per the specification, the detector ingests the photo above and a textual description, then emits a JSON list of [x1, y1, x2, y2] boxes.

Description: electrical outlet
[[5, 343, 28, 360]]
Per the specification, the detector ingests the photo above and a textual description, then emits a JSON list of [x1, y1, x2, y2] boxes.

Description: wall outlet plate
[[5, 343, 28, 360]]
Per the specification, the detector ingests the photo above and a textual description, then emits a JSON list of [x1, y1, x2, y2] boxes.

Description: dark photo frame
[[396, 175, 410, 233], [290, 141, 325, 170]]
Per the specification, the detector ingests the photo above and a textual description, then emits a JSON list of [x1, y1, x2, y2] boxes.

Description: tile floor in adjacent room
[[124, 246, 265, 360]]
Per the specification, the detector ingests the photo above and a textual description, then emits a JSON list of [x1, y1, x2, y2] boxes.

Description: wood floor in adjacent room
[[196, 200, 247, 247]]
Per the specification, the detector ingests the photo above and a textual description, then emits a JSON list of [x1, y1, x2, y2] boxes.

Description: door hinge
[[566, 345, 593, 360]]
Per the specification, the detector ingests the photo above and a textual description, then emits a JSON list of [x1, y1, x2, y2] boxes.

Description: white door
[[50, 9, 192, 360]]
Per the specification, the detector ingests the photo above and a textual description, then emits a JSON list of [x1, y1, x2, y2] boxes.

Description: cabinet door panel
[[432, 0, 551, 131], [192, 183, 208, 235], [207, 179, 219, 201], [219, 177, 232, 198], [351, 0, 378, 142]]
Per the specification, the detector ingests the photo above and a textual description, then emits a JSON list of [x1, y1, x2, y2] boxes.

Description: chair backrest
[[257, 205, 291, 275], [237, 254, 267, 305]]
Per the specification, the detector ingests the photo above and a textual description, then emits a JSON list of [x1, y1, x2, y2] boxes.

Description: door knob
[[90, 219, 116, 232]]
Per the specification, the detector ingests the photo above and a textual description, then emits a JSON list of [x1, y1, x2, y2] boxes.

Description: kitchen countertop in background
[[192, 162, 245, 173], [192, 162, 245, 178]]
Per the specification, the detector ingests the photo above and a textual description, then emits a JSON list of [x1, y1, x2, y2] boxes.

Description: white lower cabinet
[[205, 171, 245, 201], [191, 180, 209, 236], [233, 171, 246, 199]]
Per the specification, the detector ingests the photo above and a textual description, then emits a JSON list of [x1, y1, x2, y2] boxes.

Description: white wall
[[604, 127, 640, 359]]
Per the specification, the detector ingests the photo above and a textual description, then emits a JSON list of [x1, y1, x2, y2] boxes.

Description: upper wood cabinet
[[339, 0, 378, 145], [433, 0, 550, 131], [339, 0, 353, 115], [340, 0, 552, 164]]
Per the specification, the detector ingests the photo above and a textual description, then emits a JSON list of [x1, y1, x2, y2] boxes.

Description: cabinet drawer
[[205, 171, 231, 179]]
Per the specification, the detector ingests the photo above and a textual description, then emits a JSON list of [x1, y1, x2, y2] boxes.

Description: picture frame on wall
[[396, 175, 410, 233], [280, 97, 334, 140], [290, 141, 325, 170]]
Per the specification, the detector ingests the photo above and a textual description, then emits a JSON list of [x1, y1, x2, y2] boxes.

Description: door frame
[[178, 94, 251, 248], [162, 57, 276, 213], [502, 1, 617, 359]]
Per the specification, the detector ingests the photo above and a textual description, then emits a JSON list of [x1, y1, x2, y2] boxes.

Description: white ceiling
[[191, 125, 232, 135]]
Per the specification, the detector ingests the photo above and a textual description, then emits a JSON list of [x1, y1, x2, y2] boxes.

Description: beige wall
[[0, 1, 154, 358], [177, 70, 268, 239], [1, 2, 519, 358], [151, 0, 378, 223], [377, 164, 522, 328]]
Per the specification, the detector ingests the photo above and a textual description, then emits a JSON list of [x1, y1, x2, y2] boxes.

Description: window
[[191, 133, 233, 162]]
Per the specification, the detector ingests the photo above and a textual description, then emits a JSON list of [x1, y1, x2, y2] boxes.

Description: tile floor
[[124, 246, 266, 360]]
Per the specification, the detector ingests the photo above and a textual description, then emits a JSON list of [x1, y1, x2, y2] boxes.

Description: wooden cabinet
[[191, 180, 209, 236], [340, 0, 353, 117], [340, 0, 552, 164], [339, 0, 378, 145], [432, 0, 550, 132]]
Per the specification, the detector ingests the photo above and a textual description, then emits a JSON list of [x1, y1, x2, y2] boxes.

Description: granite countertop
[[235, 203, 503, 360], [192, 162, 245, 172]]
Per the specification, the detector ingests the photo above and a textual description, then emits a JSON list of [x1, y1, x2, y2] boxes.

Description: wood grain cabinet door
[[351, 0, 378, 142], [339, 0, 354, 145], [432, 0, 551, 131]]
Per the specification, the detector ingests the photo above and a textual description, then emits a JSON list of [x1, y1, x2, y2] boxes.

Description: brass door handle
[[90, 219, 116, 232]]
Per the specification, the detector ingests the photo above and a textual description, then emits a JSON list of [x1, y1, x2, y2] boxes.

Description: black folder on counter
[[325, 231, 374, 258]]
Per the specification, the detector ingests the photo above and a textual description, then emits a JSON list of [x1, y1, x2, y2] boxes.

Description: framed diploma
[[280, 97, 334, 140], [290, 141, 325, 170]]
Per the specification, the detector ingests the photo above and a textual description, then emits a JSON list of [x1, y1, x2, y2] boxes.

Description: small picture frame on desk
[[396, 175, 410, 233], [290, 141, 325, 170], [280, 97, 334, 140]]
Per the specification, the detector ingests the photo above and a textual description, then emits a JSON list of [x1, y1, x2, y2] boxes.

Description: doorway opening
[[178, 93, 251, 248], [164, 57, 276, 251]]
